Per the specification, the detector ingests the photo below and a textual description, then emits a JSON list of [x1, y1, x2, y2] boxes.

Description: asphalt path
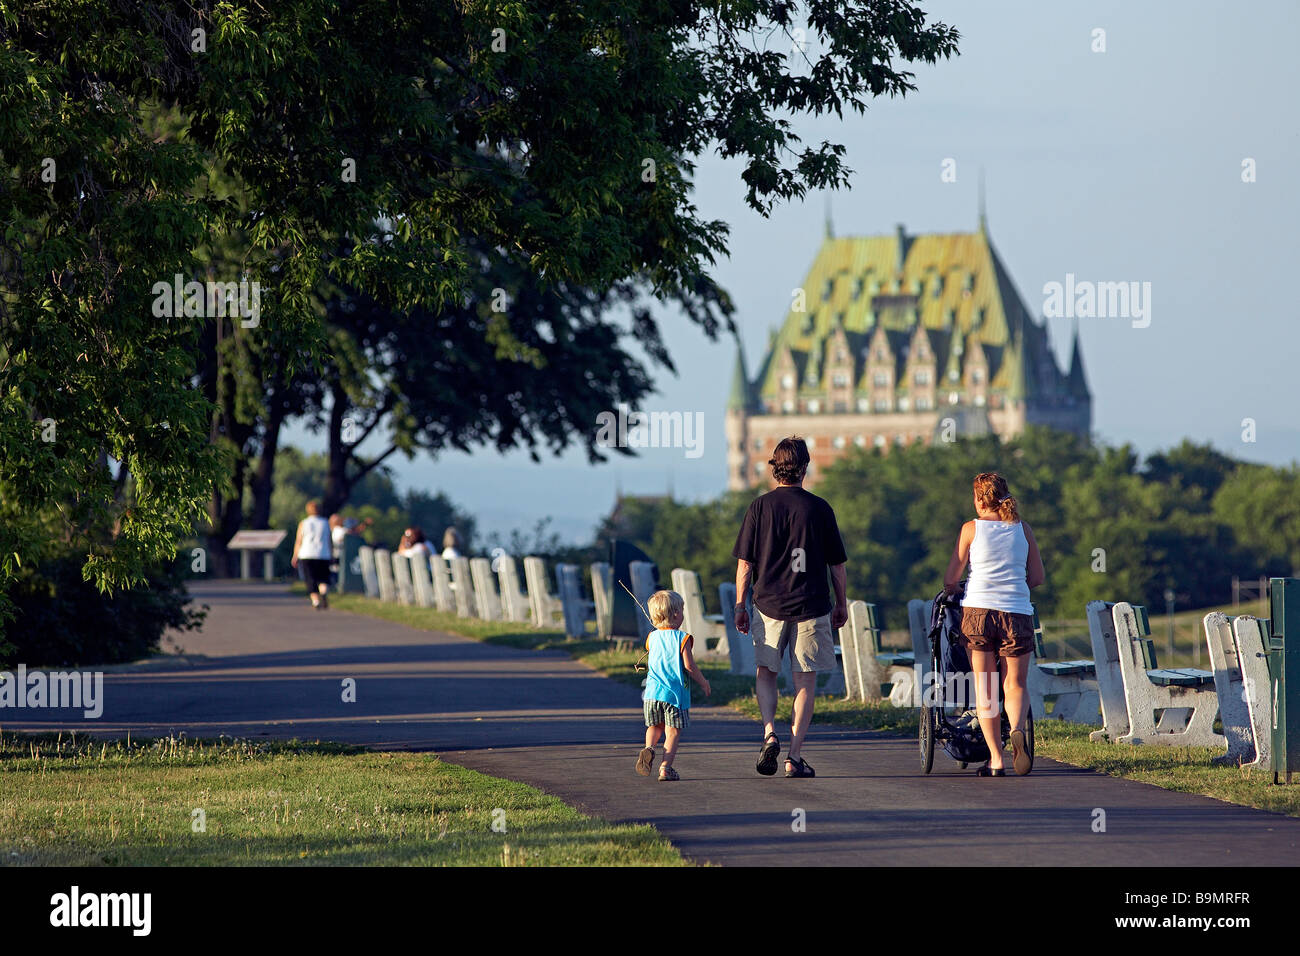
[[5, 581, 1298, 865]]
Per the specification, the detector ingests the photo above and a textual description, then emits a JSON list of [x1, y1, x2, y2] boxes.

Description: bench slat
[[1040, 659, 1096, 677], [877, 652, 914, 667], [1147, 667, 1214, 687]]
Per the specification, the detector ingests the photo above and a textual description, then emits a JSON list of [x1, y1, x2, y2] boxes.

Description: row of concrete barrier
[[353, 548, 1274, 765]]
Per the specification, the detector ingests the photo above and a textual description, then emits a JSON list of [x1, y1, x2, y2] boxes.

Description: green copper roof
[[741, 223, 1081, 406]]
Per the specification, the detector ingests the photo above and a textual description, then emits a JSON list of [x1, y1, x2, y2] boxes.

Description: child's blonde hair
[[647, 589, 684, 628]]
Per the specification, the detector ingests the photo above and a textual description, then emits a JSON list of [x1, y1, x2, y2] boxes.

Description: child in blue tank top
[[635, 589, 711, 781]]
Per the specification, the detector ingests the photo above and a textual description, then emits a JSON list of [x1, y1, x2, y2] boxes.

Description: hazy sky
[[284, 0, 1300, 544]]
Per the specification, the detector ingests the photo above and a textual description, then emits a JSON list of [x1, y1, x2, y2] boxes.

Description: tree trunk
[[248, 399, 287, 530], [323, 383, 351, 515]]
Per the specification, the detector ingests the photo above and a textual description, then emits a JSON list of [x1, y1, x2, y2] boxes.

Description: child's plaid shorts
[[644, 699, 688, 729]]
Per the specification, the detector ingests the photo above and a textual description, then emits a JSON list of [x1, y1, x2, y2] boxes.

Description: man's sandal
[[784, 756, 815, 778], [756, 732, 780, 776], [658, 766, 680, 782], [635, 747, 655, 777]]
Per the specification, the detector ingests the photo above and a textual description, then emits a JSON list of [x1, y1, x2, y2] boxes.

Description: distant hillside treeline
[[599, 427, 1298, 627]]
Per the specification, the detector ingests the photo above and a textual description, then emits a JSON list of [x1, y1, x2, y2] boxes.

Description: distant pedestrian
[[942, 472, 1045, 776], [635, 590, 711, 782], [291, 501, 333, 610], [441, 527, 463, 560], [733, 437, 848, 778], [400, 527, 432, 559]]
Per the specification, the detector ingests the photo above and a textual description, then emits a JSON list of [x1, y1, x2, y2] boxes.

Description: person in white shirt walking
[[943, 472, 1045, 776], [292, 501, 334, 610]]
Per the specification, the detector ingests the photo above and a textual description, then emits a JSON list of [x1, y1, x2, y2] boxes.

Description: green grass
[[0, 734, 686, 866], [329, 592, 1300, 818], [1033, 720, 1300, 817]]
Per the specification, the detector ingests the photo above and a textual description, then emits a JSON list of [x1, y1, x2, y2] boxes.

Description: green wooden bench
[[842, 601, 915, 702], [1028, 610, 1101, 723], [1106, 602, 1222, 746]]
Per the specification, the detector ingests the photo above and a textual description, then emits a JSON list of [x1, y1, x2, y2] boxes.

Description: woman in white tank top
[[942, 473, 1045, 776], [292, 501, 334, 610]]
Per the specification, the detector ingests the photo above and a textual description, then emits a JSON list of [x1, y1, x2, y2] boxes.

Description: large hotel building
[[726, 217, 1091, 490]]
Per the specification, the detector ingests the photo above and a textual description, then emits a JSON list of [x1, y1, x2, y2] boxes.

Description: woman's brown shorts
[[961, 606, 1035, 658]]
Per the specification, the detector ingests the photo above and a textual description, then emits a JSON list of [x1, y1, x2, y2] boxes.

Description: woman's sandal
[[976, 764, 1006, 777], [635, 747, 655, 777], [784, 756, 815, 778], [1010, 729, 1032, 776], [658, 765, 680, 782], [756, 732, 780, 776]]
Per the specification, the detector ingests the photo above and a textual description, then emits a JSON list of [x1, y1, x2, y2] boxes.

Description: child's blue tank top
[[643, 628, 691, 710]]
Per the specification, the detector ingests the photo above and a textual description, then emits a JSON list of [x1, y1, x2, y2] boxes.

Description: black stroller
[[919, 588, 1034, 773]]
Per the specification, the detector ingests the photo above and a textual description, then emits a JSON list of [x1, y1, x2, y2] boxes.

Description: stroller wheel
[[919, 651, 937, 774], [919, 707, 935, 775], [958, 762, 968, 770]]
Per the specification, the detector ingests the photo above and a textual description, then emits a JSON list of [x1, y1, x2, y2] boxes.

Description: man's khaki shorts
[[752, 609, 836, 674], [961, 606, 1035, 659]]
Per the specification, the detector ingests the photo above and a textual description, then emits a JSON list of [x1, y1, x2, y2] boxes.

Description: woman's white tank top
[[297, 516, 332, 560], [961, 519, 1032, 615]]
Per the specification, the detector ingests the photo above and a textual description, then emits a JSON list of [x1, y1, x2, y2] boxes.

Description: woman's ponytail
[[973, 472, 1020, 523]]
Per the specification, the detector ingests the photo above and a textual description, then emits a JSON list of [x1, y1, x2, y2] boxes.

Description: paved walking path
[[6, 581, 1299, 865]]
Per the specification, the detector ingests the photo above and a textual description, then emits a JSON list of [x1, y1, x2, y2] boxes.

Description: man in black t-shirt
[[732, 437, 848, 778]]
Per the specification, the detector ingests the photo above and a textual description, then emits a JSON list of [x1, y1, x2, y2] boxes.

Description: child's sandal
[[635, 747, 655, 777]]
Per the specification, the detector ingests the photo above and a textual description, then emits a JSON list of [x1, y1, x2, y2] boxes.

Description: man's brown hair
[[769, 437, 810, 485]]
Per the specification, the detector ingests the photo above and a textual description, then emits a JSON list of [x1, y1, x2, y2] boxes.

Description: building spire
[[727, 327, 754, 412], [824, 192, 834, 239], [1067, 317, 1090, 399]]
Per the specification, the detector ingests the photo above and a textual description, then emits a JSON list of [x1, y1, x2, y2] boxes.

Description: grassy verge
[[330, 592, 1300, 817], [1033, 720, 1300, 816], [0, 734, 686, 866]]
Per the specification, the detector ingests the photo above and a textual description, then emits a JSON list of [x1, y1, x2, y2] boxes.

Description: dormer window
[[915, 369, 931, 386], [852, 278, 865, 300], [832, 372, 849, 388], [781, 374, 795, 390], [822, 278, 833, 301], [873, 372, 889, 387]]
